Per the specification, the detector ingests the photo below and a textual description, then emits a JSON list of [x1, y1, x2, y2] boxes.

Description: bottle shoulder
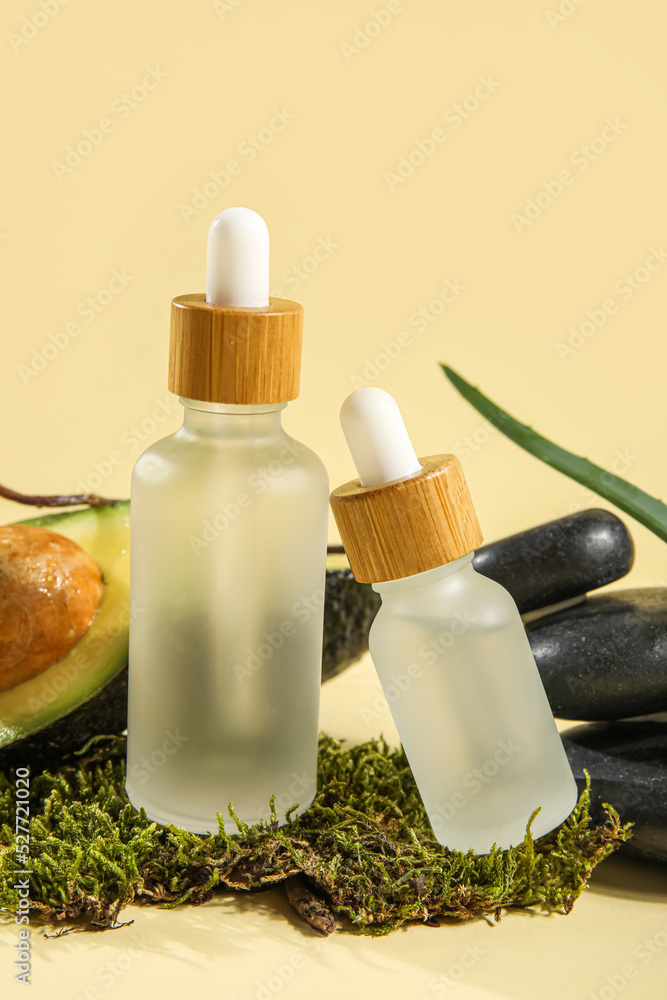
[[281, 434, 329, 485], [132, 430, 178, 466], [132, 430, 183, 476], [373, 562, 521, 628], [131, 427, 329, 495]]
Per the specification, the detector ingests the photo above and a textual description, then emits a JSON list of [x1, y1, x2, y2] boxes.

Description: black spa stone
[[472, 508, 634, 614], [562, 719, 667, 863], [527, 588, 667, 720]]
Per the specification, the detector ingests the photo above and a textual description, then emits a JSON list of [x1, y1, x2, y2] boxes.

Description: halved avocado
[[0, 502, 378, 772], [0, 503, 130, 772]]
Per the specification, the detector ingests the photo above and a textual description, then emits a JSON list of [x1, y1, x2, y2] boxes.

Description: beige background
[[2, 0, 667, 995]]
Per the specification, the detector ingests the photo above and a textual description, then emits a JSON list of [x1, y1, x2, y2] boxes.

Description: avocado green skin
[[0, 668, 128, 773], [0, 502, 379, 771], [0, 570, 379, 772], [0, 503, 130, 774]]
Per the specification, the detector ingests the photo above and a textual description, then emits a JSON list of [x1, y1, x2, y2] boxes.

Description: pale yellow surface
[[3, 657, 667, 1000], [2, 0, 667, 995]]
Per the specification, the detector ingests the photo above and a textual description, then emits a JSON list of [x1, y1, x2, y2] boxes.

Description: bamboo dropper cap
[[167, 207, 303, 405], [330, 390, 483, 584], [168, 295, 303, 405]]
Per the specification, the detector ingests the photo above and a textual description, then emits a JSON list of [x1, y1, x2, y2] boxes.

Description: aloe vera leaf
[[441, 364, 667, 544]]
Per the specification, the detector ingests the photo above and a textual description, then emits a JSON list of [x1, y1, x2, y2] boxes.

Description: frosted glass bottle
[[330, 386, 579, 855], [126, 398, 329, 832], [370, 554, 578, 853]]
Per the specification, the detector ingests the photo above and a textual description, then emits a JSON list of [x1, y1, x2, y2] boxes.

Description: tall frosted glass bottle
[[330, 387, 577, 854], [126, 209, 329, 832]]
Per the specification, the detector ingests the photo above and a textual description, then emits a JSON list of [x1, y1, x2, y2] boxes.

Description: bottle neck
[[371, 552, 475, 597], [179, 398, 287, 439]]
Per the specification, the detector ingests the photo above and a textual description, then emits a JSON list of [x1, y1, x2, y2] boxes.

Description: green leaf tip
[[441, 364, 667, 543]]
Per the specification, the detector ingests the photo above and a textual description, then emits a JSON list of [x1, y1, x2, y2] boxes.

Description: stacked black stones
[[473, 509, 666, 863]]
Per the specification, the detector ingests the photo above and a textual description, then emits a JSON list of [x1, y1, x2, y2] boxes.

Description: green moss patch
[[0, 734, 631, 935]]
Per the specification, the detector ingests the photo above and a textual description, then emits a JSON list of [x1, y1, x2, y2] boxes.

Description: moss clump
[[0, 734, 631, 935]]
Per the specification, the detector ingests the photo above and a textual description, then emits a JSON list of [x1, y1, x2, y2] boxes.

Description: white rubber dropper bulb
[[206, 207, 270, 308], [340, 387, 422, 488]]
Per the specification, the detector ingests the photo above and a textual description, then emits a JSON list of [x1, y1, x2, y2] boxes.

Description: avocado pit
[[0, 525, 104, 692]]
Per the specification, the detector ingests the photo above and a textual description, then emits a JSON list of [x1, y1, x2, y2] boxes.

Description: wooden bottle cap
[[168, 293, 303, 405], [330, 454, 484, 583]]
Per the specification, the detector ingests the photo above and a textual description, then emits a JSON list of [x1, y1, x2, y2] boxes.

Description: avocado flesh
[[0, 503, 130, 770], [0, 500, 379, 770]]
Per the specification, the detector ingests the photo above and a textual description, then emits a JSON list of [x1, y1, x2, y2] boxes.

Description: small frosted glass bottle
[[330, 388, 577, 854], [126, 209, 329, 832]]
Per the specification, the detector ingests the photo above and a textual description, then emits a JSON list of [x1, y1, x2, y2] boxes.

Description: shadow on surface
[[588, 852, 667, 903]]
